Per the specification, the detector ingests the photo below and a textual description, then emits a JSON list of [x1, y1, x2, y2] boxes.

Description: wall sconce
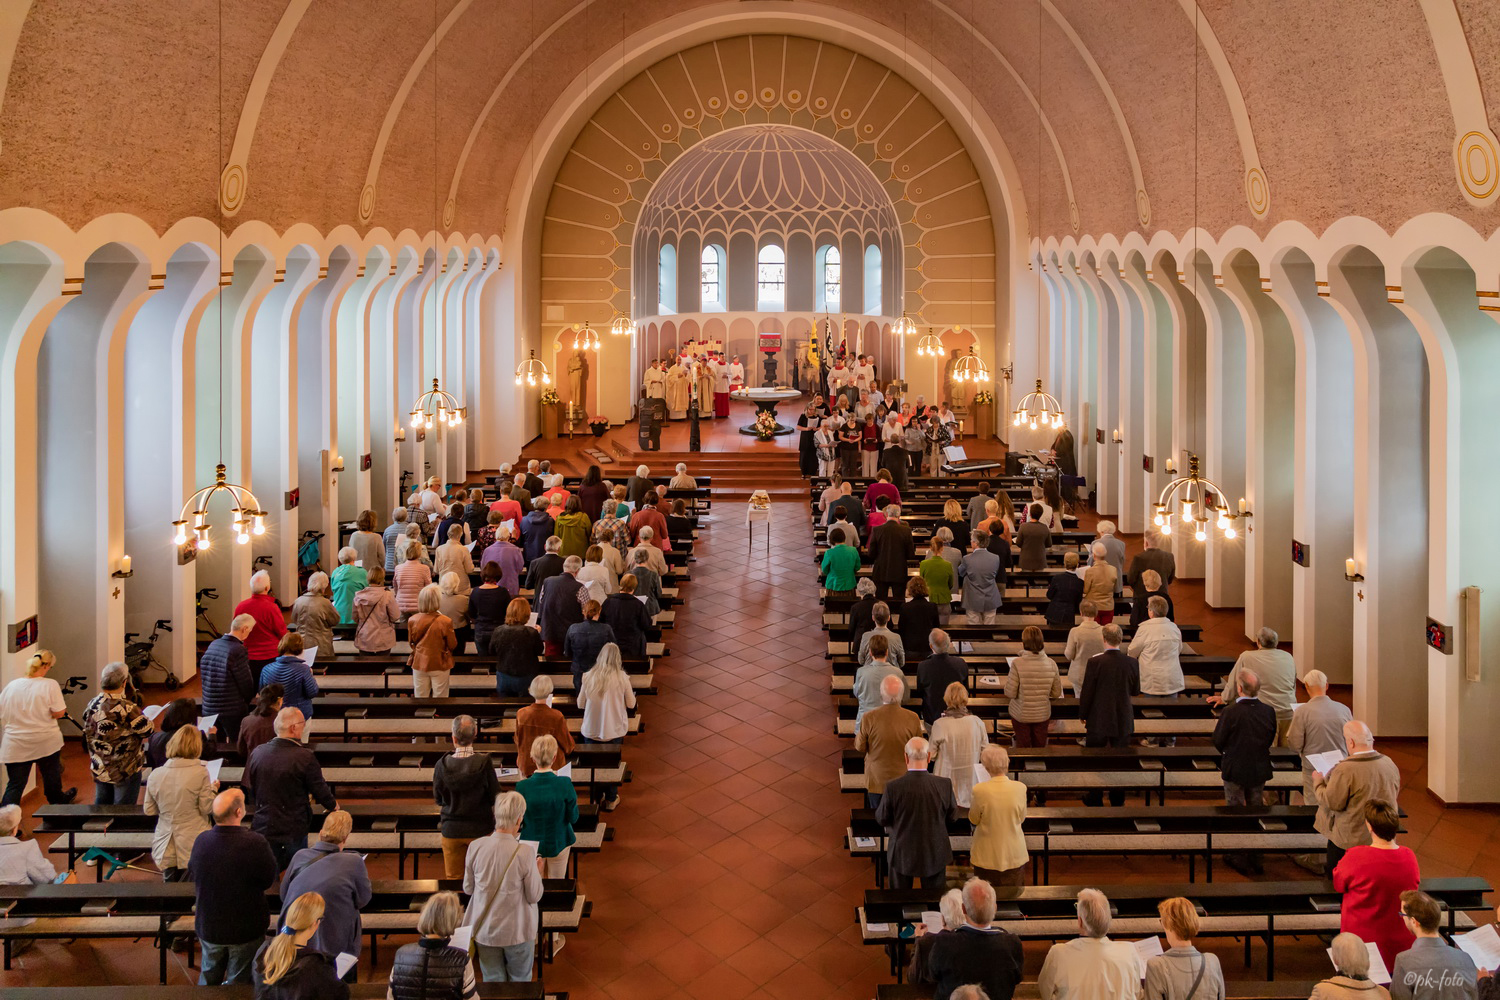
[[1345, 558, 1365, 582], [1164, 457, 1176, 474], [999, 363, 1014, 384], [1111, 429, 1122, 443], [395, 427, 407, 443], [330, 454, 346, 473], [112, 555, 133, 579]]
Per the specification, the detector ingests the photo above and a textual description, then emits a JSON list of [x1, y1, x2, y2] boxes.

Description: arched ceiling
[[2, 0, 1498, 243]]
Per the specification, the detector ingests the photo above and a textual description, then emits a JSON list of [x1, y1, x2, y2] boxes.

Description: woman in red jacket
[[1333, 799, 1419, 970], [233, 570, 287, 673]]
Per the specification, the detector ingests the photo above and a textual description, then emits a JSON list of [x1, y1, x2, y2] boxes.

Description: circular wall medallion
[[219, 161, 247, 214], [1244, 166, 1270, 217], [358, 183, 376, 223], [442, 198, 456, 229], [707, 96, 722, 110], [814, 97, 828, 111], [787, 90, 802, 103], [1456, 130, 1499, 202], [1135, 188, 1151, 227], [760, 87, 776, 103], [1069, 201, 1080, 232], [840, 108, 852, 120], [684, 108, 696, 120], [733, 89, 749, 104]]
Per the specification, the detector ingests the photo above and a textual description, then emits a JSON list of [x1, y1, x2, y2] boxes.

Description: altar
[[730, 386, 802, 436]]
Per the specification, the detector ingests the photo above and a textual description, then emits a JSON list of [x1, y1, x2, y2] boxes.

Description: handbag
[[466, 841, 522, 957]]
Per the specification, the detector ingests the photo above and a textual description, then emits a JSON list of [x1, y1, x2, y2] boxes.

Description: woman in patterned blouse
[[82, 662, 154, 805]]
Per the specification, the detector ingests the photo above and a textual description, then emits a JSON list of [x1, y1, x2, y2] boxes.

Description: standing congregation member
[[524, 535, 565, 593], [1081, 543, 1118, 624], [394, 542, 434, 617], [921, 542, 957, 623], [279, 810, 372, 980], [143, 725, 217, 880], [848, 577, 880, 653], [1144, 897, 1226, 1000], [1005, 626, 1061, 748], [515, 676, 573, 777], [577, 644, 635, 781], [244, 707, 338, 870], [146, 698, 202, 768], [518, 734, 579, 887], [387, 891, 480, 1000], [469, 561, 514, 653], [959, 531, 1002, 625], [259, 633, 319, 719], [1391, 891, 1478, 1000], [189, 789, 279, 985], [329, 548, 367, 625], [1016, 507, 1052, 572], [563, 599, 615, 689], [199, 615, 257, 745], [1212, 628, 1298, 745], [868, 505, 915, 602], [434, 524, 477, 594], [290, 572, 339, 660], [853, 634, 904, 733], [82, 661, 153, 804], [930, 683, 989, 808], [855, 675, 924, 811], [238, 685, 283, 761], [491, 598, 544, 698], [1088, 522, 1127, 593], [352, 567, 401, 654], [600, 575, 652, 658], [858, 602, 906, 670], [1080, 625, 1138, 806], [234, 571, 287, 674], [1289, 670, 1353, 872], [969, 746, 1028, 886], [966, 483, 994, 529], [433, 715, 501, 879], [521, 499, 556, 566], [1128, 533, 1176, 594], [1063, 600, 1105, 694], [898, 577, 943, 662], [576, 545, 615, 604], [382, 507, 410, 574], [1311, 720, 1402, 875], [0, 804, 57, 883], [1038, 888, 1141, 1000], [438, 572, 472, 652], [407, 584, 458, 698], [917, 629, 968, 727], [1212, 670, 1277, 875], [821, 527, 861, 597], [875, 737, 958, 889], [1046, 552, 1086, 628], [253, 891, 350, 999], [1335, 800, 1421, 969], [926, 878, 1025, 1000], [1131, 596, 1185, 746], [1315, 933, 1392, 1000], [463, 792, 545, 983], [537, 555, 587, 658]]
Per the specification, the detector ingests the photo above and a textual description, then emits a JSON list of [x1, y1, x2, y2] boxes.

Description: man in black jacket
[[869, 507, 916, 602], [874, 736, 959, 889], [524, 536, 564, 591], [432, 715, 501, 878], [829, 486, 866, 532], [916, 629, 968, 726], [563, 600, 616, 687], [1079, 624, 1139, 806], [537, 556, 587, 658], [848, 579, 880, 655], [897, 579, 943, 661], [188, 789, 279, 985], [1213, 669, 1277, 874], [243, 708, 338, 871], [926, 877, 1025, 1000], [198, 614, 257, 745]]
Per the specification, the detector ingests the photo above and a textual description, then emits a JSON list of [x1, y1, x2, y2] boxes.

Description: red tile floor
[[7, 404, 1498, 997]]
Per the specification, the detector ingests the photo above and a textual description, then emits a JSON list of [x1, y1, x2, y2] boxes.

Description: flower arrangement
[[753, 409, 779, 439], [587, 414, 609, 437], [973, 389, 994, 405], [539, 387, 560, 406]]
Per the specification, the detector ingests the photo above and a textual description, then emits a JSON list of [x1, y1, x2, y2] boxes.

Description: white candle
[[1165, 458, 1175, 473], [120, 555, 131, 575], [1345, 558, 1357, 577], [1238, 497, 1247, 514]]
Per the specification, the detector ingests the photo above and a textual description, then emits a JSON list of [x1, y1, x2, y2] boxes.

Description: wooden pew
[[6, 987, 559, 1000], [831, 695, 1227, 741], [300, 695, 642, 740], [879, 983, 1319, 1000]]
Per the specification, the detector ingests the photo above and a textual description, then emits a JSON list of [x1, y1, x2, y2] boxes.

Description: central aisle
[[544, 451, 887, 998]]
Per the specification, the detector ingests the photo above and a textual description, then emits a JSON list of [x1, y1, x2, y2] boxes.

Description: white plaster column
[[1149, 257, 1206, 580], [1099, 260, 1146, 533], [1123, 255, 1173, 543], [1078, 259, 1120, 517]]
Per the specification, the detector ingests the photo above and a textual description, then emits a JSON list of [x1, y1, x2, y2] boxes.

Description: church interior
[[1, 0, 1499, 997]]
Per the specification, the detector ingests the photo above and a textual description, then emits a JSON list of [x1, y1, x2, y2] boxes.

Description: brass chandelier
[[573, 321, 600, 351], [608, 314, 635, 338], [1152, 453, 1251, 541], [515, 349, 552, 388], [1012, 379, 1066, 430], [951, 345, 992, 384], [411, 377, 465, 429], [915, 328, 943, 358]]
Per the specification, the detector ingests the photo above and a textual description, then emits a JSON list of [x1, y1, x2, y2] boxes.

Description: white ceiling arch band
[[0, 0, 33, 159], [357, 0, 476, 226], [218, 0, 312, 217], [1175, 0, 1270, 219], [443, 0, 590, 230], [1416, 0, 1499, 207], [1033, 0, 1152, 227], [929, 0, 1080, 233]]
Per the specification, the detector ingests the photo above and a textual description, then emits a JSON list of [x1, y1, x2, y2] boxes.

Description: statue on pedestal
[[568, 352, 587, 411]]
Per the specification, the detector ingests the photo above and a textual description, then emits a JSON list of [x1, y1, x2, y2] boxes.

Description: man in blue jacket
[[199, 614, 257, 745], [280, 809, 372, 982], [188, 789, 278, 985], [244, 707, 338, 870]]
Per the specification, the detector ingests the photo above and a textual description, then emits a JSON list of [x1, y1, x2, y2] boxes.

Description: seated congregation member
[[853, 635, 905, 733], [600, 575, 651, 658], [245, 708, 338, 871], [463, 792, 545, 983], [407, 584, 458, 698], [855, 675, 924, 810], [490, 598, 543, 697], [1335, 800, 1420, 969], [917, 629, 968, 727], [1213, 627, 1297, 744], [627, 548, 663, 617], [290, 572, 340, 660], [848, 577, 880, 652], [387, 891, 480, 1000], [1316, 933, 1392, 1000], [259, 633, 319, 719], [1081, 543, 1118, 624], [1129, 568, 1174, 629], [1038, 888, 1140, 1000], [1391, 890, 1478, 1000], [433, 715, 501, 878], [1005, 625, 1061, 748], [537, 555, 587, 658], [666, 498, 695, 540], [969, 746, 1028, 886], [909, 888, 965, 988], [1311, 721, 1402, 875], [959, 531, 1002, 625], [515, 675, 573, 777], [921, 541, 957, 622], [518, 733, 579, 880], [143, 724, 217, 880], [1016, 507, 1052, 571], [931, 683, 989, 808], [0, 803, 56, 883], [1080, 626, 1138, 806], [898, 577, 943, 660], [858, 602, 906, 669], [188, 789, 279, 985], [625, 464, 654, 506], [926, 877, 1024, 1000], [1063, 600, 1105, 694], [821, 527, 861, 597], [1144, 896, 1226, 1000], [329, 548, 366, 626], [480, 525, 524, 596], [254, 891, 350, 999], [874, 736, 958, 889], [352, 567, 401, 654], [1045, 551, 1085, 627], [82, 661, 153, 805], [564, 599, 615, 688], [279, 810, 372, 980]]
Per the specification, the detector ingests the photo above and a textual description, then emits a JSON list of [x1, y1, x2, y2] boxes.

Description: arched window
[[757, 243, 786, 311], [700, 244, 725, 311], [658, 244, 677, 314], [863, 244, 882, 315], [816, 245, 842, 312]]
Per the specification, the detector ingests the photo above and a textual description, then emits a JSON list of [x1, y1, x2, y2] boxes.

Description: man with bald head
[[875, 737, 959, 889], [187, 788, 278, 985], [1212, 669, 1277, 875], [243, 707, 338, 870], [1311, 719, 1402, 874], [854, 673, 924, 811]]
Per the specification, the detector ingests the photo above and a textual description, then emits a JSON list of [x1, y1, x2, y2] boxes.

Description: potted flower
[[753, 409, 779, 440], [587, 414, 610, 437]]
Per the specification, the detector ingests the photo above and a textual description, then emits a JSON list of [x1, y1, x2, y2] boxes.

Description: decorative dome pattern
[[636, 125, 901, 245]]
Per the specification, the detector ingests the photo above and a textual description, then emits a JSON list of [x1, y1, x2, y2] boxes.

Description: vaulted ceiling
[[2, 0, 1497, 244]]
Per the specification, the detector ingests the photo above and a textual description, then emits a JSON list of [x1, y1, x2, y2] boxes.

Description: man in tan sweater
[[1310, 719, 1401, 875], [854, 674, 924, 811]]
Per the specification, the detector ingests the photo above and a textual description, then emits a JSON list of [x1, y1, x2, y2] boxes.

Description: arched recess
[[1149, 250, 1206, 580], [369, 247, 420, 521], [1265, 249, 1356, 684], [1396, 248, 1500, 801], [1187, 250, 1247, 609], [1098, 252, 1145, 533], [1064, 253, 1099, 502], [394, 248, 437, 503], [1217, 249, 1295, 642], [334, 246, 393, 524], [124, 243, 218, 679], [295, 246, 357, 555], [1077, 252, 1119, 519], [37, 242, 150, 710], [1327, 245, 1428, 736], [433, 246, 471, 489]]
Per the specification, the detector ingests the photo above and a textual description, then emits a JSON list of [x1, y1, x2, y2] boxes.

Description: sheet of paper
[[300, 645, 318, 666], [502, 520, 516, 536], [852, 836, 878, 849], [334, 952, 358, 979], [557, 763, 574, 779], [1327, 942, 1391, 986], [636, 594, 650, 605], [866, 922, 892, 934], [354, 560, 363, 568], [142, 704, 164, 722], [203, 758, 224, 784], [921, 910, 944, 935], [197, 714, 218, 734], [1457, 923, 1500, 970], [496, 767, 520, 778], [1133, 936, 1165, 977], [1305, 749, 1346, 775], [449, 926, 473, 953]]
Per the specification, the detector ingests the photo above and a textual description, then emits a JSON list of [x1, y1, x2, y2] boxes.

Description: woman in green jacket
[[820, 527, 862, 597]]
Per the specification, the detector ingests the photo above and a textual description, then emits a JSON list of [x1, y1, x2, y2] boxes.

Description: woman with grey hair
[[463, 791, 544, 982], [1037, 888, 1140, 1000], [233, 570, 287, 672], [387, 891, 480, 1000], [291, 571, 340, 660], [407, 584, 457, 697], [935, 526, 963, 576], [330, 546, 367, 625], [438, 571, 472, 652], [1311, 933, 1390, 1000], [908, 888, 965, 986], [0, 804, 56, 884], [82, 661, 154, 804]]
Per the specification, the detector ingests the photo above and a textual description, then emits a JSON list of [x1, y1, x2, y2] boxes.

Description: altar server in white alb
[[728, 355, 746, 392], [712, 354, 732, 417]]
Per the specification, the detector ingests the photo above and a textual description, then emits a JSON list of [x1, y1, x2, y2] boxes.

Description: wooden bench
[[878, 983, 1319, 1000], [832, 695, 1227, 740], [7, 987, 558, 999]]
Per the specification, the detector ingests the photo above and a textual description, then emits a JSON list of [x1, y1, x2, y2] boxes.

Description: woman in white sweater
[[929, 683, 989, 808]]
